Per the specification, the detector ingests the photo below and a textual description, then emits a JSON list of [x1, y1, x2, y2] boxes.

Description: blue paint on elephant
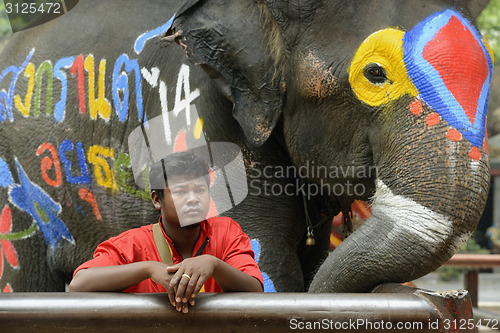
[[404, 10, 492, 147], [134, 15, 175, 54], [251, 239, 276, 292], [8, 159, 74, 247], [54, 56, 76, 122], [59, 139, 91, 184], [73, 203, 86, 218], [112, 54, 144, 122], [0, 49, 34, 122], [0, 157, 13, 187]]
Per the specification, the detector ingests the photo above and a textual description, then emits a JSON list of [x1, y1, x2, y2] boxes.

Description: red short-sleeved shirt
[[73, 216, 263, 293]]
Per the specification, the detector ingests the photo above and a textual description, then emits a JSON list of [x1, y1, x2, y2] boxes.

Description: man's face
[[158, 174, 210, 227]]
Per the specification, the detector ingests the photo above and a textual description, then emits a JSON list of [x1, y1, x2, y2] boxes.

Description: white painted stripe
[[371, 179, 469, 254]]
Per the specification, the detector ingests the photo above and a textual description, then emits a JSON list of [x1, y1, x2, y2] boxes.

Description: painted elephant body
[[0, 0, 492, 293]]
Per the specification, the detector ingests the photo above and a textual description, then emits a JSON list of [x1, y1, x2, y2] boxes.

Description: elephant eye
[[363, 63, 388, 85]]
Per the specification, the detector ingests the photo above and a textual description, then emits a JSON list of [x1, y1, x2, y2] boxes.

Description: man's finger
[[190, 274, 208, 304], [169, 269, 184, 288], [166, 265, 179, 273], [182, 273, 200, 303], [165, 283, 176, 307], [175, 272, 191, 303]]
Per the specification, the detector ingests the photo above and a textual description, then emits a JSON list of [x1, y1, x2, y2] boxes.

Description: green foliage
[[478, 0, 500, 66], [462, 237, 490, 254], [437, 237, 490, 281]]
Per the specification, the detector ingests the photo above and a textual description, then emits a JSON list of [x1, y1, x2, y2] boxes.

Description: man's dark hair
[[149, 152, 211, 199]]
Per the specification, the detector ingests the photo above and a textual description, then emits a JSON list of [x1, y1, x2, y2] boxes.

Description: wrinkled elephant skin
[[0, 0, 492, 293]]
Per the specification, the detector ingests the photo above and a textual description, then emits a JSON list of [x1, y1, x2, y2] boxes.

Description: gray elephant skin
[[0, 0, 492, 293]]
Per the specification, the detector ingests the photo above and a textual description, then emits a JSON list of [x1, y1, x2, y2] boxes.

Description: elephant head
[[166, 0, 493, 292]]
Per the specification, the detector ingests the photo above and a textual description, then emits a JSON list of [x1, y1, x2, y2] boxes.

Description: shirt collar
[[157, 216, 211, 258], [158, 216, 211, 237]]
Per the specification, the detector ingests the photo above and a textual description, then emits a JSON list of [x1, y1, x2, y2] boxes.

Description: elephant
[[0, 0, 492, 293]]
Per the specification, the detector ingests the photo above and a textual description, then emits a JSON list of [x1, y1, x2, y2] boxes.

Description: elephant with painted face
[[0, 0, 492, 293]]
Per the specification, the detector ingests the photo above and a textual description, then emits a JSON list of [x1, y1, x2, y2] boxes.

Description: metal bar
[[443, 254, 500, 268], [373, 283, 476, 333], [0, 293, 440, 333], [0, 287, 462, 333]]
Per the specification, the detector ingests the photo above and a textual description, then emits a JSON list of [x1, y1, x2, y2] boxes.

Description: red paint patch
[[446, 128, 462, 142], [71, 55, 86, 114], [208, 168, 216, 186], [410, 99, 423, 116], [469, 147, 481, 161], [37, 142, 63, 187], [0, 206, 12, 235], [78, 189, 102, 222], [423, 16, 488, 125], [426, 113, 440, 127], [0, 205, 19, 279], [208, 198, 218, 218], [173, 130, 187, 152]]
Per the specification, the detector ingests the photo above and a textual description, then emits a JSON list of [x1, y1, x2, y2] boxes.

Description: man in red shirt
[[69, 152, 263, 313]]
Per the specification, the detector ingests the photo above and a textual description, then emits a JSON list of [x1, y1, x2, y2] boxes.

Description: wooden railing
[[443, 254, 500, 307]]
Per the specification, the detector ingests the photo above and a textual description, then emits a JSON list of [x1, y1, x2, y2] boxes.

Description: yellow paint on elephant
[[483, 38, 495, 66], [14, 62, 35, 116], [33, 202, 50, 223], [194, 117, 203, 139], [348, 28, 419, 107], [84, 55, 112, 120], [88, 145, 117, 191]]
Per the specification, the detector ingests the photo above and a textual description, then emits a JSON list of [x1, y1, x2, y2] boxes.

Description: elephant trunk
[[309, 175, 486, 293]]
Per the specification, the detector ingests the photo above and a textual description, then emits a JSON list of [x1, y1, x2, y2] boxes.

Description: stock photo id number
[[3, 0, 79, 32]]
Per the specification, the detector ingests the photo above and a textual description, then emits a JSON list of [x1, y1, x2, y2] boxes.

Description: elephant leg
[[229, 173, 309, 291], [256, 235, 304, 292]]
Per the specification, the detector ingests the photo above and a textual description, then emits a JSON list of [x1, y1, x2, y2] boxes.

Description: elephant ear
[[165, 0, 286, 147]]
